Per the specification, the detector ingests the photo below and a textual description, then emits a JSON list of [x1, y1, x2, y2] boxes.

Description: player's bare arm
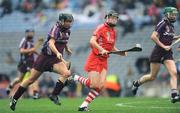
[[90, 35, 108, 55], [48, 37, 67, 64], [20, 47, 36, 54], [65, 44, 72, 55], [48, 38, 62, 59], [151, 31, 171, 51]]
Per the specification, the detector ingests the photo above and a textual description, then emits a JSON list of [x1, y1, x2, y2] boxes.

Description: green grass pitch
[[1, 97, 180, 113]]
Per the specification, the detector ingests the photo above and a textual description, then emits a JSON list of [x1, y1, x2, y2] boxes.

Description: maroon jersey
[[155, 18, 175, 47], [42, 22, 70, 56], [19, 37, 35, 64], [150, 19, 175, 63]]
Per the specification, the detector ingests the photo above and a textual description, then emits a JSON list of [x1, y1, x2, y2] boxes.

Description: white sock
[[79, 89, 99, 108], [80, 101, 89, 108], [74, 75, 79, 81]]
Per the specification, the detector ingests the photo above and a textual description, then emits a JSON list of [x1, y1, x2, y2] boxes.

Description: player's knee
[[171, 70, 177, 77], [61, 70, 71, 78], [98, 85, 104, 90], [92, 83, 104, 90], [91, 83, 99, 89], [98, 82, 105, 90], [27, 78, 36, 85], [170, 71, 177, 80]]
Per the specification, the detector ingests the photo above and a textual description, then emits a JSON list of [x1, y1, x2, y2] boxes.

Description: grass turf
[[0, 97, 180, 113]]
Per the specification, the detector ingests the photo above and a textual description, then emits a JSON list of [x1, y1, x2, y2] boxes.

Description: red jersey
[[91, 22, 116, 57], [84, 23, 117, 73]]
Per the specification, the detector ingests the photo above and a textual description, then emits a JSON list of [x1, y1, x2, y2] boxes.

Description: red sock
[[80, 89, 100, 107], [76, 76, 90, 88]]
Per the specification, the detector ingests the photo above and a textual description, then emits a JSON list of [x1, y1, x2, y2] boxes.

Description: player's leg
[[48, 61, 71, 105], [28, 80, 40, 99], [6, 72, 24, 95], [78, 69, 107, 111], [60, 61, 72, 86], [23, 71, 40, 99], [72, 72, 92, 88], [72, 66, 106, 89], [78, 71, 99, 111], [10, 69, 42, 111], [132, 63, 161, 95], [164, 60, 179, 103]]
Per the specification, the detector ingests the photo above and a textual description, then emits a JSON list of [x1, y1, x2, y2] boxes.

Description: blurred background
[[0, 0, 180, 99]]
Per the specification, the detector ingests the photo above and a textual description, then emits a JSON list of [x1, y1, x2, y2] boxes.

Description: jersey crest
[[106, 32, 110, 41], [166, 25, 170, 32]]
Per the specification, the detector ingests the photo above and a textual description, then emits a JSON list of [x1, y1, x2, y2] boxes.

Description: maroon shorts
[[18, 61, 33, 74], [150, 47, 173, 63], [33, 53, 61, 72]]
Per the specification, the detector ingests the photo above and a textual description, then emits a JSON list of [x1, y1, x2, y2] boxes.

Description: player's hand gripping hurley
[[56, 52, 71, 70], [170, 38, 180, 48], [164, 38, 180, 51]]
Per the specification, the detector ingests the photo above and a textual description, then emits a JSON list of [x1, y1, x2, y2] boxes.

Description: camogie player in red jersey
[[72, 10, 127, 111]]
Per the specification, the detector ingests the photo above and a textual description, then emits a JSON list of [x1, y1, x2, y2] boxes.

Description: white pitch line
[[116, 101, 180, 109]]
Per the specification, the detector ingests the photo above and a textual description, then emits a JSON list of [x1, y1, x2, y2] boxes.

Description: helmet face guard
[[164, 7, 178, 23], [25, 29, 34, 40], [105, 10, 119, 27], [59, 13, 74, 29], [105, 10, 119, 19]]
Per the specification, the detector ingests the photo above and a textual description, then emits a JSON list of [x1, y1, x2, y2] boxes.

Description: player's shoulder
[[156, 19, 166, 27], [96, 23, 106, 31], [19, 37, 27, 47], [20, 37, 26, 43], [51, 22, 60, 29]]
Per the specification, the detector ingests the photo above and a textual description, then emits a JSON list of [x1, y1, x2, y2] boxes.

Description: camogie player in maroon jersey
[[10, 13, 73, 111], [6, 29, 40, 99], [132, 7, 180, 103]]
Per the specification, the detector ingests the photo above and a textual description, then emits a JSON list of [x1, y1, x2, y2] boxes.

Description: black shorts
[[18, 61, 33, 74], [149, 47, 173, 63], [33, 53, 62, 72]]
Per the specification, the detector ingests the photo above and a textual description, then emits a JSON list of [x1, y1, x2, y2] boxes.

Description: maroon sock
[[52, 80, 64, 96], [13, 86, 27, 100]]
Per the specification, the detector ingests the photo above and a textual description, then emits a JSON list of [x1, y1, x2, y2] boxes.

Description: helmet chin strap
[[106, 22, 116, 27], [169, 19, 176, 23], [106, 16, 117, 27], [26, 36, 33, 40], [58, 22, 71, 31]]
